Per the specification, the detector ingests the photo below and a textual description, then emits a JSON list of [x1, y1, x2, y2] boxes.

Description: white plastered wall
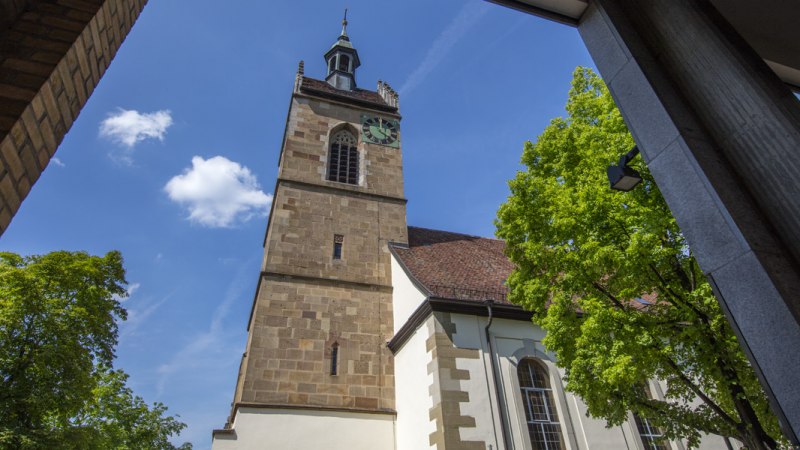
[[449, 314, 503, 448], [210, 407, 395, 450], [446, 313, 739, 450], [447, 313, 640, 450], [394, 316, 437, 450], [390, 253, 427, 333], [387, 252, 735, 449]]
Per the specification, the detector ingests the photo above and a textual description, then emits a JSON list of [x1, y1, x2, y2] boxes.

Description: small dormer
[[324, 11, 361, 91]]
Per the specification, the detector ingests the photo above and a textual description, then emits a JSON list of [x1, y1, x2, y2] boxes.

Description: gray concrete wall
[[577, 0, 800, 443]]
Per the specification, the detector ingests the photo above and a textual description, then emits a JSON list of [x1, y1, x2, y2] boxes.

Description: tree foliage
[[0, 251, 190, 449], [496, 67, 786, 449]]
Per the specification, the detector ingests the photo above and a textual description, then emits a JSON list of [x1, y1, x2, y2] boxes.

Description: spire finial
[[341, 8, 348, 37]]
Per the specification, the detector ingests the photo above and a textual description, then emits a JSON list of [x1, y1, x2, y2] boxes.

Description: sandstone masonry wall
[[427, 312, 485, 450], [264, 182, 407, 286], [279, 96, 405, 200], [229, 90, 408, 422], [237, 276, 395, 411]]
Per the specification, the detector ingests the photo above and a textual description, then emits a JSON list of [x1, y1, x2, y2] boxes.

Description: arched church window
[[328, 56, 336, 73], [338, 54, 350, 72], [518, 359, 565, 450], [327, 130, 358, 184], [633, 385, 669, 450]]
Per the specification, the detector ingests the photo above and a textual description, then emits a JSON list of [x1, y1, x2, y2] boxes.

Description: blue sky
[[0, 1, 594, 448]]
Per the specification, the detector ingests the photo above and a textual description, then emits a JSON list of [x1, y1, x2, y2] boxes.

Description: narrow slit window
[[327, 130, 358, 184], [333, 234, 344, 260], [330, 342, 339, 375]]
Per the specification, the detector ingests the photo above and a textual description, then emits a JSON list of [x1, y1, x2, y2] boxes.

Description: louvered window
[[338, 54, 350, 72], [327, 130, 358, 184], [518, 359, 565, 450]]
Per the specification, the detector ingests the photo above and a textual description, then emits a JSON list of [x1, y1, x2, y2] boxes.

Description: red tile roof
[[299, 77, 397, 112], [391, 227, 661, 312], [391, 226, 515, 305]]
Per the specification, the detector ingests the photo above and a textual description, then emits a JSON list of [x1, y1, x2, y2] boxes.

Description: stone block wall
[[264, 181, 407, 286], [427, 312, 485, 450], [227, 84, 408, 427], [236, 276, 395, 412], [0, 0, 147, 233]]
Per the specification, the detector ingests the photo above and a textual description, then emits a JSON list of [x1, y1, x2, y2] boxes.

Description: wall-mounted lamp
[[607, 146, 642, 191]]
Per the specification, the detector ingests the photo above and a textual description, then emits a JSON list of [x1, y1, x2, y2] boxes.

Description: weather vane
[[341, 8, 348, 36]]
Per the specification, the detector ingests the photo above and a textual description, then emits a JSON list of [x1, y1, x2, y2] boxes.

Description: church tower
[[212, 15, 407, 450]]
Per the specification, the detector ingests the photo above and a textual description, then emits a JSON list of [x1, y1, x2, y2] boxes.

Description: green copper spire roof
[[329, 9, 354, 50], [324, 10, 360, 90], [340, 9, 349, 40]]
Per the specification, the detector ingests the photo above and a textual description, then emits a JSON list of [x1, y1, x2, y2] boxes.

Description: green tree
[[0, 251, 190, 449], [496, 67, 786, 449]]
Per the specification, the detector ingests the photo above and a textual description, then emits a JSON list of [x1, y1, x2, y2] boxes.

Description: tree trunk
[[728, 370, 777, 450]]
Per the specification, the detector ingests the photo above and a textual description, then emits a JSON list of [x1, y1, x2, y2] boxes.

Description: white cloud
[[164, 156, 272, 228], [113, 281, 141, 303], [99, 109, 173, 164], [120, 292, 173, 338], [51, 157, 65, 167], [127, 282, 141, 297], [399, 2, 489, 96], [100, 109, 172, 147]]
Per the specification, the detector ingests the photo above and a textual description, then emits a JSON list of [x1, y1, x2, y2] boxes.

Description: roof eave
[[485, 0, 586, 27], [386, 296, 531, 354]]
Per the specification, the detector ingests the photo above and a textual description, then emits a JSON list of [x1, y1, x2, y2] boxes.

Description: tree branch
[[591, 281, 627, 310], [647, 264, 712, 324], [662, 356, 741, 431]]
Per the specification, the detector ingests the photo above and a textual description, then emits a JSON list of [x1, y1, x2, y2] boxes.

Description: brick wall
[[0, 0, 148, 233]]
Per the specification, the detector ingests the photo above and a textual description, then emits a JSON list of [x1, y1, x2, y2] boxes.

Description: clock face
[[361, 116, 399, 147]]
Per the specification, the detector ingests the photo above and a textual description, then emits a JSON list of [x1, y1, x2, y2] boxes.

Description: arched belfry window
[[338, 54, 350, 72], [327, 129, 358, 184], [517, 359, 565, 450]]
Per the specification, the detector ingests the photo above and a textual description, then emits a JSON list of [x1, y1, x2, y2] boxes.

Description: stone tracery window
[[518, 359, 565, 450], [327, 130, 358, 184]]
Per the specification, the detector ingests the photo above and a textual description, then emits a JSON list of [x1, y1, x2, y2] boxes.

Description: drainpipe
[[485, 299, 511, 449], [723, 437, 734, 450]]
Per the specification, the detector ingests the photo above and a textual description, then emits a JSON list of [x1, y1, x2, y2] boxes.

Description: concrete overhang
[[487, 0, 800, 90]]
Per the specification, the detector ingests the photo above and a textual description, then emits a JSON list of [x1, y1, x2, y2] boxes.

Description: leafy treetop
[[496, 67, 786, 450], [0, 250, 190, 449]]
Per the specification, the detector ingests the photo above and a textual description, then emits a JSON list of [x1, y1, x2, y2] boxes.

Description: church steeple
[[325, 9, 360, 91]]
